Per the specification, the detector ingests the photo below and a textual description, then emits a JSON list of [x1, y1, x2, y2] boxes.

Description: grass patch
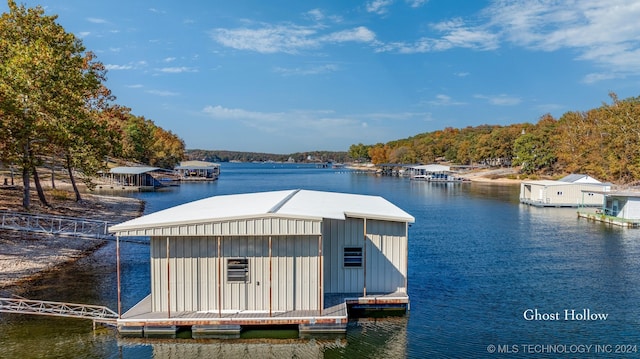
[[50, 189, 71, 200]]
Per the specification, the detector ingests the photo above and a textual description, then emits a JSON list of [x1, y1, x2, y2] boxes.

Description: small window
[[227, 258, 249, 282], [557, 191, 563, 196], [344, 247, 363, 268]]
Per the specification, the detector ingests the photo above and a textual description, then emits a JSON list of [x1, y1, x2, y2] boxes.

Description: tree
[[0, 1, 108, 207], [368, 144, 390, 165], [512, 114, 558, 174], [348, 143, 370, 162]]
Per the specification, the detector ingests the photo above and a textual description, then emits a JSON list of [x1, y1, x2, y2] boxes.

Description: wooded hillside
[[350, 93, 640, 184]]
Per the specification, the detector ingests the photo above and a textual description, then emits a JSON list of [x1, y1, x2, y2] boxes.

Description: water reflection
[[115, 317, 407, 359]]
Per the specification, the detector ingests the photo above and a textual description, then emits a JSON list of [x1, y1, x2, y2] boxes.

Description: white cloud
[[87, 17, 107, 24], [474, 94, 522, 106], [376, 19, 499, 53], [273, 64, 340, 76], [159, 67, 198, 73], [321, 26, 376, 43], [210, 24, 376, 54], [582, 72, 622, 84], [407, 0, 428, 8], [486, 0, 640, 79], [367, 0, 394, 15], [211, 25, 317, 54], [428, 94, 466, 106], [105, 64, 133, 70], [202, 105, 380, 136], [164, 57, 176, 62], [306, 9, 325, 22], [146, 90, 179, 97]]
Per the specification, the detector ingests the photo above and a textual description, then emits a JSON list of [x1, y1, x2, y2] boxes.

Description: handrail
[[0, 297, 118, 324], [0, 210, 113, 239]]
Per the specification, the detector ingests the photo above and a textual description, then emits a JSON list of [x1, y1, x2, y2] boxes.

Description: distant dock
[[578, 210, 640, 228]]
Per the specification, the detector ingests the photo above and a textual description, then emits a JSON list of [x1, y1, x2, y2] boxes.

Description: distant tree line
[[186, 149, 351, 164], [0, 2, 184, 209], [350, 93, 640, 184]]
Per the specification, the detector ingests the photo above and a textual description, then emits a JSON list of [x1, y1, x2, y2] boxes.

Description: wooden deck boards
[[118, 291, 408, 330]]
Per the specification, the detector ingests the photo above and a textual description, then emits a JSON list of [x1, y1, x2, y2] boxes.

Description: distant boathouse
[[519, 174, 611, 207], [174, 160, 220, 181], [109, 189, 414, 338]]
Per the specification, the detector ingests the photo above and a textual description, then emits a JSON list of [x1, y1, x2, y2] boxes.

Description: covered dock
[[174, 160, 220, 181], [96, 166, 167, 191], [109, 189, 414, 337]]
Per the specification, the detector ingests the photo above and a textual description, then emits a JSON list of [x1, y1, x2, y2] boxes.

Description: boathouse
[[578, 190, 640, 227], [174, 160, 220, 181], [519, 174, 610, 207], [108, 189, 414, 337], [96, 166, 165, 191]]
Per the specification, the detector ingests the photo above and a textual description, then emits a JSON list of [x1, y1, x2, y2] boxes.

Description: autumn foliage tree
[[0, 1, 101, 208], [0, 1, 185, 208]]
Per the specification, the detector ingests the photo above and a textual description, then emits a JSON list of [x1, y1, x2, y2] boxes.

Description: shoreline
[[0, 168, 518, 296], [346, 164, 523, 184], [0, 187, 144, 296]]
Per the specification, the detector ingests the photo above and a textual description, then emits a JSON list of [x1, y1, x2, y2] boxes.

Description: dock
[[117, 292, 409, 338], [578, 210, 640, 228]]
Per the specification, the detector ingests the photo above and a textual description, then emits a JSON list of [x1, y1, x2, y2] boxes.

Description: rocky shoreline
[[0, 187, 144, 295]]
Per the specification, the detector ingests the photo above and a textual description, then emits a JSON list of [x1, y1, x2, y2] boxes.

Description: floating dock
[[117, 292, 408, 338], [578, 210, 640, 228]]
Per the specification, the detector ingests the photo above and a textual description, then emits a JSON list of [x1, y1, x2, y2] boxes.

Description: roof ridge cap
[[267, 189, 302, 214]]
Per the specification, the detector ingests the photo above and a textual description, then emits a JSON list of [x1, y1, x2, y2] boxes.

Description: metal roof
[[523, 179, 610, 187], [175, 160, 220, 169], [109, 166, 161, 175], [407, 164, 451, 172], [559, 174, 601, 183], [109, 189, 414, 236]]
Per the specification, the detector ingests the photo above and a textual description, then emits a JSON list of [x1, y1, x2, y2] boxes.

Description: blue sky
[[5, 1, 640, 153]]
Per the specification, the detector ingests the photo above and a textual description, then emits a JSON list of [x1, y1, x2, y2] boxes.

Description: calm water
[[2, 162, 640, 358]]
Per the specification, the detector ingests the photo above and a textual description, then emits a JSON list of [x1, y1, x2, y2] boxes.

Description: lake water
[[2, 162, 640, 358]]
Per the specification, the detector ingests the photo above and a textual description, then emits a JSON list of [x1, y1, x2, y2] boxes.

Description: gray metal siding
[[323, 218, 408, 294], [323, 218, 364, 293], [523, 183, 605, 206], [617, 197, 640, 219], [150, 235, 319, 313], [116, 216, 322, 237], [365, 220, 407, 292]]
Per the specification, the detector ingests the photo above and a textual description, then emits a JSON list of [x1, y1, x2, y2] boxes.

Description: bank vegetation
[[0, 1, 185, 209], [350, 93, 640, 185]]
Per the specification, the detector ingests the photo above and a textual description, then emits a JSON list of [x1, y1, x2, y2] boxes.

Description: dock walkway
[[0, 297, 118, 326], [0, 210, 113, 240]]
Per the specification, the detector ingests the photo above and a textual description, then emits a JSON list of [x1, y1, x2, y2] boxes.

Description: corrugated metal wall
[[365, 219, 408, 293], [532, 184, 605, 206], [115, 216, 322, 237], [150, 234, 320, 313], [618, 197, 640, 219], [323, 218, 408, 294]]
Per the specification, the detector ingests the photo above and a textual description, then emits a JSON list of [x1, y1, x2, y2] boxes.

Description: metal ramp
[[0, 210, 113, 240], [0, 297, 118, 326]]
